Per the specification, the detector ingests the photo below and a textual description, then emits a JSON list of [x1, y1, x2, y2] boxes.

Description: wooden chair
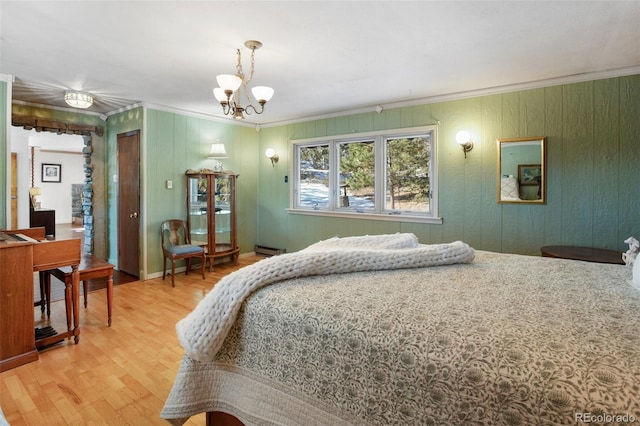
[[161, 219, 206, 287]]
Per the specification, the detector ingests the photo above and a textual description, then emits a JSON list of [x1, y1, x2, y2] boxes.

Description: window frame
[[288, 126, 441, 224]]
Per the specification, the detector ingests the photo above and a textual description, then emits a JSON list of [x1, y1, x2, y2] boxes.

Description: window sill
[[285, 208, 443, 224]]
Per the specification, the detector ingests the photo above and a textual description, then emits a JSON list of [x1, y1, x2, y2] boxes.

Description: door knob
[[129, 212, 138, 218]]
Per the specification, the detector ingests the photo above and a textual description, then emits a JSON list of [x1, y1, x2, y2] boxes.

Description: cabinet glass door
[[213, 175, 233, 253], [187, 175, 208, 245]]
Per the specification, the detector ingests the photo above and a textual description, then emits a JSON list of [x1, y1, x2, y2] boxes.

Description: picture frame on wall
[[518, 164, 541, 186], [42, 163, 62, 183]]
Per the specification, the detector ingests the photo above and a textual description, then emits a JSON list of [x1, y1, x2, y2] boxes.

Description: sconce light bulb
[[456, 130, 471, 145], [456, 130, 473, 159], [265, 148, 279, 167]]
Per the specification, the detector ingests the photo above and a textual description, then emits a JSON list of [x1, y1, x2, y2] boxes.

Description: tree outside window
[[292, 126, 439, 222]]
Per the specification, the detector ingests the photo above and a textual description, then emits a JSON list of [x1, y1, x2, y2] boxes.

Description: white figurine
[[623, 236, 640, 290], [622, 236, 639, 266]]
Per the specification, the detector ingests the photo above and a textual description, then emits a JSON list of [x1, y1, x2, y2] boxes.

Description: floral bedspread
[[161, 251, 640, 425]]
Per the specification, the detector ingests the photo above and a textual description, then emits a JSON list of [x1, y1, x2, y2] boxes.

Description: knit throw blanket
[[176, 233, 475, 362]]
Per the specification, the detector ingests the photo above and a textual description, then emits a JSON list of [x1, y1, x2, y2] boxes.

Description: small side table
[[540, 245, 624, 265]]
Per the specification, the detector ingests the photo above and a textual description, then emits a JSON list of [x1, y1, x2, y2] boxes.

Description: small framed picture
[[518, 164, 541, 186], [42, 163, 62, 183]]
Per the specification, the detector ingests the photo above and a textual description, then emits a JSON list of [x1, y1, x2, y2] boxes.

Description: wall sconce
[[265, 148, 279, 167], [207, 142, 228, 172], [456, 130, 474, 159]]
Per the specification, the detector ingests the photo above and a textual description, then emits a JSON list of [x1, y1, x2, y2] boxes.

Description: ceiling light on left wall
[[64, 90, 94, 108]]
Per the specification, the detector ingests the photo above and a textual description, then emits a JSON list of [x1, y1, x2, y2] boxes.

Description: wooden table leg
[[71, 265, 80, 344], [44, 271, 51, 318], [39, 271, 46, 316], [106, 271, 113, 327], [63, 272, 73, 338]]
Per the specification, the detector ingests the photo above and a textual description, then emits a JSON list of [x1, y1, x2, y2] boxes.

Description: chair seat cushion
[[167, 244, 203, 255]]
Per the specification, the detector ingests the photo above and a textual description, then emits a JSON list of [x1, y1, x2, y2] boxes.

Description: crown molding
[[139, 102, 256, 128], [0, 73, 15, 83], [258, 66, 640, 129]]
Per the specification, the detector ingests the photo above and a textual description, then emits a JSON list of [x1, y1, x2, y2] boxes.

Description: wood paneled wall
[[256, 75, 640, 255], [140, 110, 258, 277]]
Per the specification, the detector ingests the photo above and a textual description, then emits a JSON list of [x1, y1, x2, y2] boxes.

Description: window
[[298, 144, 330, 209], [290, 126, 440, 223]]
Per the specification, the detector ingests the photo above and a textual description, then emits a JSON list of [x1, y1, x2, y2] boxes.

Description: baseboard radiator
[[254, 245, 287, 257]]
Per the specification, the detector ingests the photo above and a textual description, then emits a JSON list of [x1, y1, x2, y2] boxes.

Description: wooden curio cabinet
[[186, 171, 239, 269]]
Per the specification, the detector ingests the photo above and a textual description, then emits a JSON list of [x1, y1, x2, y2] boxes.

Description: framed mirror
[[497, 136, 547, 204]]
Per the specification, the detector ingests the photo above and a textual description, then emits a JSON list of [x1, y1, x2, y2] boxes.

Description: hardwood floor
[[1, 254, 263, 425]]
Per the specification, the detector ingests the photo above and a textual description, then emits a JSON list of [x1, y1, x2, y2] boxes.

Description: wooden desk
[[44, 254, 115, 327], [541, 245, 624, 265], [0, 234, 80, 372]]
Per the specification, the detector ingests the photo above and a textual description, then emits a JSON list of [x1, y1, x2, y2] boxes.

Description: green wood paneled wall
[[256, 75, 640, 255], [141, 109, 258, 277]]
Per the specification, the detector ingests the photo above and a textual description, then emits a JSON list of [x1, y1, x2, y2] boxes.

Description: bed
[[500, 176, 521, 201], [161, 234, 640, 425]]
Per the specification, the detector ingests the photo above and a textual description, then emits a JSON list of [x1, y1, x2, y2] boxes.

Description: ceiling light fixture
[[64, 90, 94, 109], [213, 40, 274, 120]]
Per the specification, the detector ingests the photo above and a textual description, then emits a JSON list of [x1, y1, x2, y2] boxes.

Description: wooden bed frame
[[207, 411, 244, 426]]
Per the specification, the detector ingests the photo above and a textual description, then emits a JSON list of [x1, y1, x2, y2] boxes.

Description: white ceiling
[[2, 1, 640, 126]]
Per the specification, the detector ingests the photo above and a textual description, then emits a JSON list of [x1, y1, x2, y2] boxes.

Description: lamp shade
[[213, 88, 232, 103], [216, 74, 242, 92], [29, 187, 42, 196], [251, 86, 275, 102], [208, 143, 228, 158]]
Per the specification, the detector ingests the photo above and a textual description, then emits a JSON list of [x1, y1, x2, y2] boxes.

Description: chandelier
[[64, 90, 94, 109], [213, 40, 274, 120]]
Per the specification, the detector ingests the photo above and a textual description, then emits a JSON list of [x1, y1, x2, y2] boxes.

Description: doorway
[[9, 128, 84, 229], [117, 130, 141, 278]]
